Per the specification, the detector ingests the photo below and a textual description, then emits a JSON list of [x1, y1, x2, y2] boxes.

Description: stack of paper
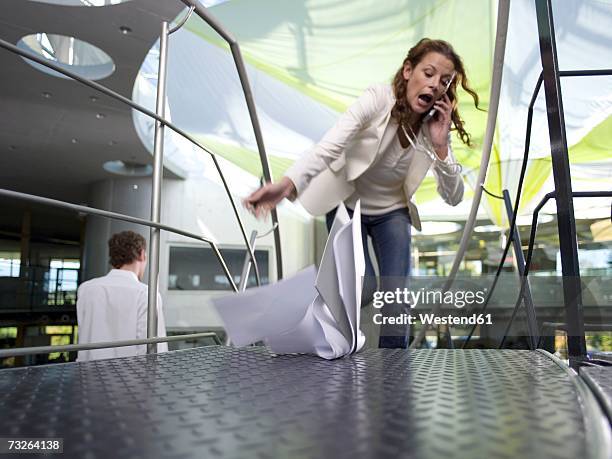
[[212, 202, 366, 359]]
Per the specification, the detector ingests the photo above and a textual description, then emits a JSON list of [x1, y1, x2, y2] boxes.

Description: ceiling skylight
[[17, 33, 115, 80], [103, 160, 153, 176], [28, 0, 134, 6]]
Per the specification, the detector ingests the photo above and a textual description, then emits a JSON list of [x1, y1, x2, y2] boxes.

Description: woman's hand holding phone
[[427, 93, 454, 160]]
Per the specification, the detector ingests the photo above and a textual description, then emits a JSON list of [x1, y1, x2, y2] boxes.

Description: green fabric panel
[[520, 159, 551, 213], [182, 24, 349, 112], [186, 0, 494, 197], [483, 143, 503, 225], [569, 115, 612, 164], [414, 177, 438, 203], [194, 136, 293, 182], [414, 176, 474, 203], [189, 0, 494, 135], [482, 157, 551, 225], [185, 1, 609, 221]]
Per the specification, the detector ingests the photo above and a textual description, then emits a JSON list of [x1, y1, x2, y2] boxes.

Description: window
[[168, 246, 269, 291], [0, 252, 21, 278], [47, 259, 80, 305]]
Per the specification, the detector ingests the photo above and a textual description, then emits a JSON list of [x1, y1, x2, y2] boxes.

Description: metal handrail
[[464, 188, 612, 349], [169, 5, 195, 34], [237, 223, 278, 293], [0, 332, 220, 358], [0, 188, 238, 292], [0, 37, 261, 289], [541, 322, 612, 334], [459, 68, 612, 351], [1, 8, 277, 357], [497, 190, 612, 349], [179, 0, 283, 281]]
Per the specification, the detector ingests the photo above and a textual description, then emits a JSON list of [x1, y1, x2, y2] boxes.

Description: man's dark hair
[[108, 231, 146, 268]]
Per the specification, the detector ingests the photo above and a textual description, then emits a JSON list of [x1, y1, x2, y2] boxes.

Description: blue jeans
[[326, 206, 412, 349]]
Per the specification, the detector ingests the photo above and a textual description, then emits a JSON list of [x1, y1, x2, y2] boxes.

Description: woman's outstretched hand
[[243, 176, 297, 219]]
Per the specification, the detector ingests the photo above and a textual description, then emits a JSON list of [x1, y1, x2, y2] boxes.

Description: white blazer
[[285, 84, 464, 230]]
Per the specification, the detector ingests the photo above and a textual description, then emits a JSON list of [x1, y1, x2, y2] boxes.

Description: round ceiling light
[[103, 160, 153, 177], [27, 0, 134, 6], [17, 33, 115, 80]]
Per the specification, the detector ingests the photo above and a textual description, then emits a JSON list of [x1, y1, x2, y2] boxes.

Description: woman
[[245, 38, 480, 348]]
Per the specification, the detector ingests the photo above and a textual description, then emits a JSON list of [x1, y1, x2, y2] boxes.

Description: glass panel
[[0, 252, 21, 278], [168, 246, 269, 291], [47, 259, 80, 306]]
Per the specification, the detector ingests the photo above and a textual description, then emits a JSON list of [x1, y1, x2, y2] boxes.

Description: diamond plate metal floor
[[0, 347, 608, 459]]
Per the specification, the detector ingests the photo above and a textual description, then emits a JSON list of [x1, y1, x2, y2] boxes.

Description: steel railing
[[0, 188, 231, 357], [458, 64, 612, 355], [0, 187, 237, 289], [497, 190, 612, 350], [0, 332, 221, 359], [0, 1, 282, 357]]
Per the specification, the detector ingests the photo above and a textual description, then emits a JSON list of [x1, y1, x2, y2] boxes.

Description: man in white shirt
[[76, 230, 168, 361]]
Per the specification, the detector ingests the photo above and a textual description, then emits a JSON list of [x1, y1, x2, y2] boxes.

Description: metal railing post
[[410, 0, 511, 348], [239, 231, 258, 292], [498, 190, 612, 350], [0, 332, 221, 358], [501, 189, 538, 349], [535, 0, 586, 363], [147, 21, 170, 354]]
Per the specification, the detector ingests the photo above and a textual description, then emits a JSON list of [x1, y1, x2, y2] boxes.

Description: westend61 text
[[373, 313, 493, 326]]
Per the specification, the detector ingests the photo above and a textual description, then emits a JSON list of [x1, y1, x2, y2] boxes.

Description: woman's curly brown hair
[[108, 231, 146, 269], [391, 38, 481, 147]]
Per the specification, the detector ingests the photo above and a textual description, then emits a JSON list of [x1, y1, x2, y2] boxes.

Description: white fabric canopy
[[132, 0, 612, 223]]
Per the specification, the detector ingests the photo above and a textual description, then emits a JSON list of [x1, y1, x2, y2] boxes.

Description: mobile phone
[[423, 71, 456, 123]]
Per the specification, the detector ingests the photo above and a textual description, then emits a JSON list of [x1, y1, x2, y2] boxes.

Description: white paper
[[350, 201, 366, 352], [313, 296, 353, 358], [265, 295, 351, 359], [212, 201, 366, 359], [315, 204, 353, 344], [212, 266, 317, 346], [332, 201, 366, 353]]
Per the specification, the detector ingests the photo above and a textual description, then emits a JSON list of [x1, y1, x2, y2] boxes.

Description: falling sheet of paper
[[212, 266, 317, 347]]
